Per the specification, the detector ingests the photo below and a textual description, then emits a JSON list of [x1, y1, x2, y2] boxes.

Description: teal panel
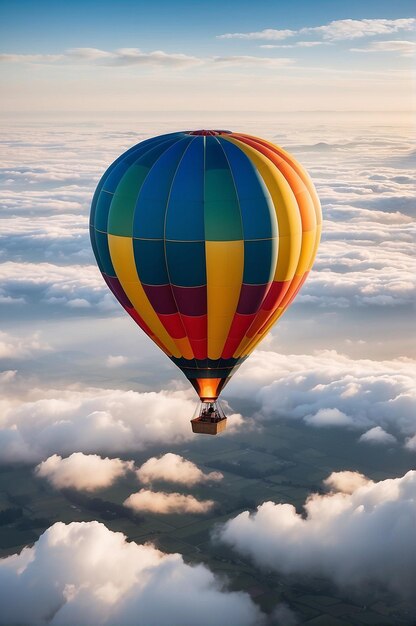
[[204, 136, 242, 241]]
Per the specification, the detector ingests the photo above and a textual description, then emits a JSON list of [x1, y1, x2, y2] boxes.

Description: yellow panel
[[223, 136, 302, 283], [175, 337, 194, 360], [241, 134, 322, 226], [274, 235, 299, 282], [206, 240, 244, 360], [108, 235, 182, 358], [296, 229, 317, 277], [309, 224, 322, 270]]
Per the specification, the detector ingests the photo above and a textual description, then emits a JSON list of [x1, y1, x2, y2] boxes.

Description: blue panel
[[205, 135, 229, 170], [94, 230, 116, 277], [102, 134, 183, 193], [89, 225, 102, 271], [243, 239, 276, 284], [133, 137, 193, 239], [165, 137, 205, 241], [220, 138, 277, 240], [166, 241, 206, 287], [94, 190, 113, 232], [133, 239, 169, 285]]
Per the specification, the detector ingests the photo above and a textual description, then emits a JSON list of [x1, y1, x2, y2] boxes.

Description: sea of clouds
[[0, 112, 415, 623]]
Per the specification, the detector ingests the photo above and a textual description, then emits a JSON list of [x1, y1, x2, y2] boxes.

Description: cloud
[[35, 453, 133, 491], [0, 47, 294, 70], [218, 18, 416, 42], [351, 40, 416, 57], [0, 521, 263, 626], [217, 471, 416, 600], [229, 350, 416, 442], [359, 426, 397, 445], [0, 262, 117, 313], [260, 41, 329, 49], [0, 48, 201, 68], [0, 380, 244, 463], [323, 470, 370, 494], [124, 489, 215, 514], [106, 355, 129, 367], [405, 434, 416, 451], [0, 331, 50, 359], [136, 453, 223, 486], [0, 386, 195, 463], [218, 28, 296, 41], [304, 407, 353, 427]]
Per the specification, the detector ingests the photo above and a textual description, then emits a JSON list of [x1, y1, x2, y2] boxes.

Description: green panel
[[204, 169, 242, 241], [107, 164, 149, 237]]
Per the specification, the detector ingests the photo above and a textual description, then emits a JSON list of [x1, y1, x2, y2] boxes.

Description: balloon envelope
[[90, 130, 321, 401]]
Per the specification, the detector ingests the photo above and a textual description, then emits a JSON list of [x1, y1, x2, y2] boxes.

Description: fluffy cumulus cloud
[[218, 471, 416, 600], [0, 521, 263, 626], [35, 453, 133, 491], [0, 380, 243, 463], [124, 489, 215, 514], [231, 350, 416, 443], [136, 453, 223, 486]]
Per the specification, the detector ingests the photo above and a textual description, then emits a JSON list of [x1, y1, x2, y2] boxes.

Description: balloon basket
[[191, 401, 227, 435]]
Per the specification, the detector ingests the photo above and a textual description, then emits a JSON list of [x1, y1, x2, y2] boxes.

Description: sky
[[0, 0, 414, 113], [0, 1, 415, 624]]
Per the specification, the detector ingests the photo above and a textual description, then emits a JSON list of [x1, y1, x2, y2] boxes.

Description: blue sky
[[0, 0, 414, 113], [1, 0, 415, 52]]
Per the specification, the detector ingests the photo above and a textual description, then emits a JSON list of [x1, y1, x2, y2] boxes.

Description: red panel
[[280, 272, 308, 309], [157, 313, 186, 339], [181, 315, 208, 359], [181, 314, 207, 340], [261, 280, 291, 311], [188, 338, 208, 360]]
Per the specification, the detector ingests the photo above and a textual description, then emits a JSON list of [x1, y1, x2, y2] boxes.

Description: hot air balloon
[[90, 130, 321, 434]]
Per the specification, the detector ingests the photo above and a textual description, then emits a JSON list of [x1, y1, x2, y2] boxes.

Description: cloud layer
[[0, 521, 263, 626], [230, 350, 416, 444], [218, 471, 416, 600]]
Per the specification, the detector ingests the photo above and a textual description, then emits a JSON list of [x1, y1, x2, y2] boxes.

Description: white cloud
[[323, 470, 370, 494], [0, 521, 263, 626], [218, 18, 416, 42], [0, 47, 294, 70], [124, 489, 215, 514], [0, 262, 116, 312], [0, 381, 244, 463], [106, 355, 129, 367], [404, 434, 416, 452], [136, 453, 223, 486], [260, 41, 329, 49], [35, 453, 133, 491], [0, 331, 50, 359], [229, 350, 416, 441], [359, 426, 397, 445], [305, 407, 353, 427], [218, 471, 416, 600], [217, 28, 296, 40], [351, 40, 416, 57]]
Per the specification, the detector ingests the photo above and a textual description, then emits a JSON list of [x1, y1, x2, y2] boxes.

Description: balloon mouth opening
[[187, 129, 232, 136]]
